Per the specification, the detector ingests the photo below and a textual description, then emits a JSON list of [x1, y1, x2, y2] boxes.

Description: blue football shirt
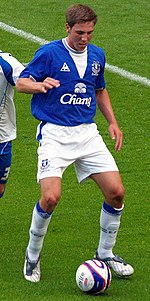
[[19, 39, 106, 126]]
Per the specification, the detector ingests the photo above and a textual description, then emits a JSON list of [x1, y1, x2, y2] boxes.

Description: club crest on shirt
[[92, 61, 101, 76]]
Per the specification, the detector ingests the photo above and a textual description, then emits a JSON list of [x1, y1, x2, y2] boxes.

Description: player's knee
[[107, 184, 125, 208], [116, 184, 125, 198], [43, 191, 61, 211], [113, 184, 125, 204]]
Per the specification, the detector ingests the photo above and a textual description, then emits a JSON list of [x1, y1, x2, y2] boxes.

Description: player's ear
[[66, 23, 71, 33]]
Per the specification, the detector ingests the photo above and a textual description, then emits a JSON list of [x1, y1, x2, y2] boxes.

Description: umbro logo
[[60, 62, 70, 72]]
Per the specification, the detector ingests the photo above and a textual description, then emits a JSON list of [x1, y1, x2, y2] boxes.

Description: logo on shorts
[[41, 159, 49, 169]]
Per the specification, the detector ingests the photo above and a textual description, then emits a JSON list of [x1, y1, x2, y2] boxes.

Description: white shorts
[[36, 123, 118, 183]]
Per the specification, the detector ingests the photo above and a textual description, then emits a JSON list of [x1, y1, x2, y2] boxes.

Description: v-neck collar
[[62, 38, 89, 79]]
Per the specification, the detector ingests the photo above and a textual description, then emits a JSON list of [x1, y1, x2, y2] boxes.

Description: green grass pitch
[[0, 0, 149, 300]]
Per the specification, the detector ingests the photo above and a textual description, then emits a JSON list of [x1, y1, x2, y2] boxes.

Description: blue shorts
[[0, 141, 12, 184]]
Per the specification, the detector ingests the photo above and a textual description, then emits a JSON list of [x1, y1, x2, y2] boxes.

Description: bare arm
[[16, 77, 60, 94], [96, 88, 123, 151]]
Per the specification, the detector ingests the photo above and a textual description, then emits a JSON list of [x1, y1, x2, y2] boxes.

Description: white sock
[[27, 202, 52, 262], [97, 201, 124, 259]]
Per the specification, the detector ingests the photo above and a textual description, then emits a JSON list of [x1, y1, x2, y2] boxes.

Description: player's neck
[[64, 38, 87, 54]]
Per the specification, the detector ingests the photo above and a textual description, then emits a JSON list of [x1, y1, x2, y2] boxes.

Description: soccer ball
[[75, 259, 111, 295]]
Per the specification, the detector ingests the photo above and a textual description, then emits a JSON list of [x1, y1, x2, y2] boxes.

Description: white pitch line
[[0, 21, 150, 87], [0, 22, 49, 45], [105, 64, 150, 87]]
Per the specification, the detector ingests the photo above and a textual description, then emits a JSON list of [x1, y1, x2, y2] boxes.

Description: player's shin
[[27, 201, 53, 262], [97, 201, 124, 259]]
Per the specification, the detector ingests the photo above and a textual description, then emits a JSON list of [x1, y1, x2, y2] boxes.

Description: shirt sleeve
[[19, 45, 50, 82], [11, 57, 25, 84], [0, 53, 24, 86]]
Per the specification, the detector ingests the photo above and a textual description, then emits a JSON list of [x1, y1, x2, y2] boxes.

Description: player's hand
[[109, 123, 123, 151], [41, 77, 60, 93]]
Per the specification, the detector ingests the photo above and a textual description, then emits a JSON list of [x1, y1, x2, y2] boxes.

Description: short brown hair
[[66, 4, 97, 28]]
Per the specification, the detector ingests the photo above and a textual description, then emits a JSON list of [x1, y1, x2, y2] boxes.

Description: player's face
[[66, 22, 95, 52]]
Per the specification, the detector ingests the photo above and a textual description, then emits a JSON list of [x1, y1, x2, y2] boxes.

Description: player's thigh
[[0, 183, 5, 195]]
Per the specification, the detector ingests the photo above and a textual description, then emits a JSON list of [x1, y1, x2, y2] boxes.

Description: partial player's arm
[[96, 88, 123, 151], [16, 77, 60, 94]]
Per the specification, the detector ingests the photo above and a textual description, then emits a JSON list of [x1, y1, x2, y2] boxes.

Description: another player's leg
[[0, 183, 5, 198], [91, 172, 134, 277], [0, 141, 12, 198], [23, 177, 61, 282]]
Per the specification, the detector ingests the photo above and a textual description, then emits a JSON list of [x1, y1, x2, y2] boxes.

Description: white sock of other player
[[97, 201, 124, 259], [27, 201, 52, 262]]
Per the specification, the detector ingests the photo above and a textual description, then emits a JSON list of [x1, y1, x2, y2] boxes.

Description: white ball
[[76, 259, 111, 295]]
